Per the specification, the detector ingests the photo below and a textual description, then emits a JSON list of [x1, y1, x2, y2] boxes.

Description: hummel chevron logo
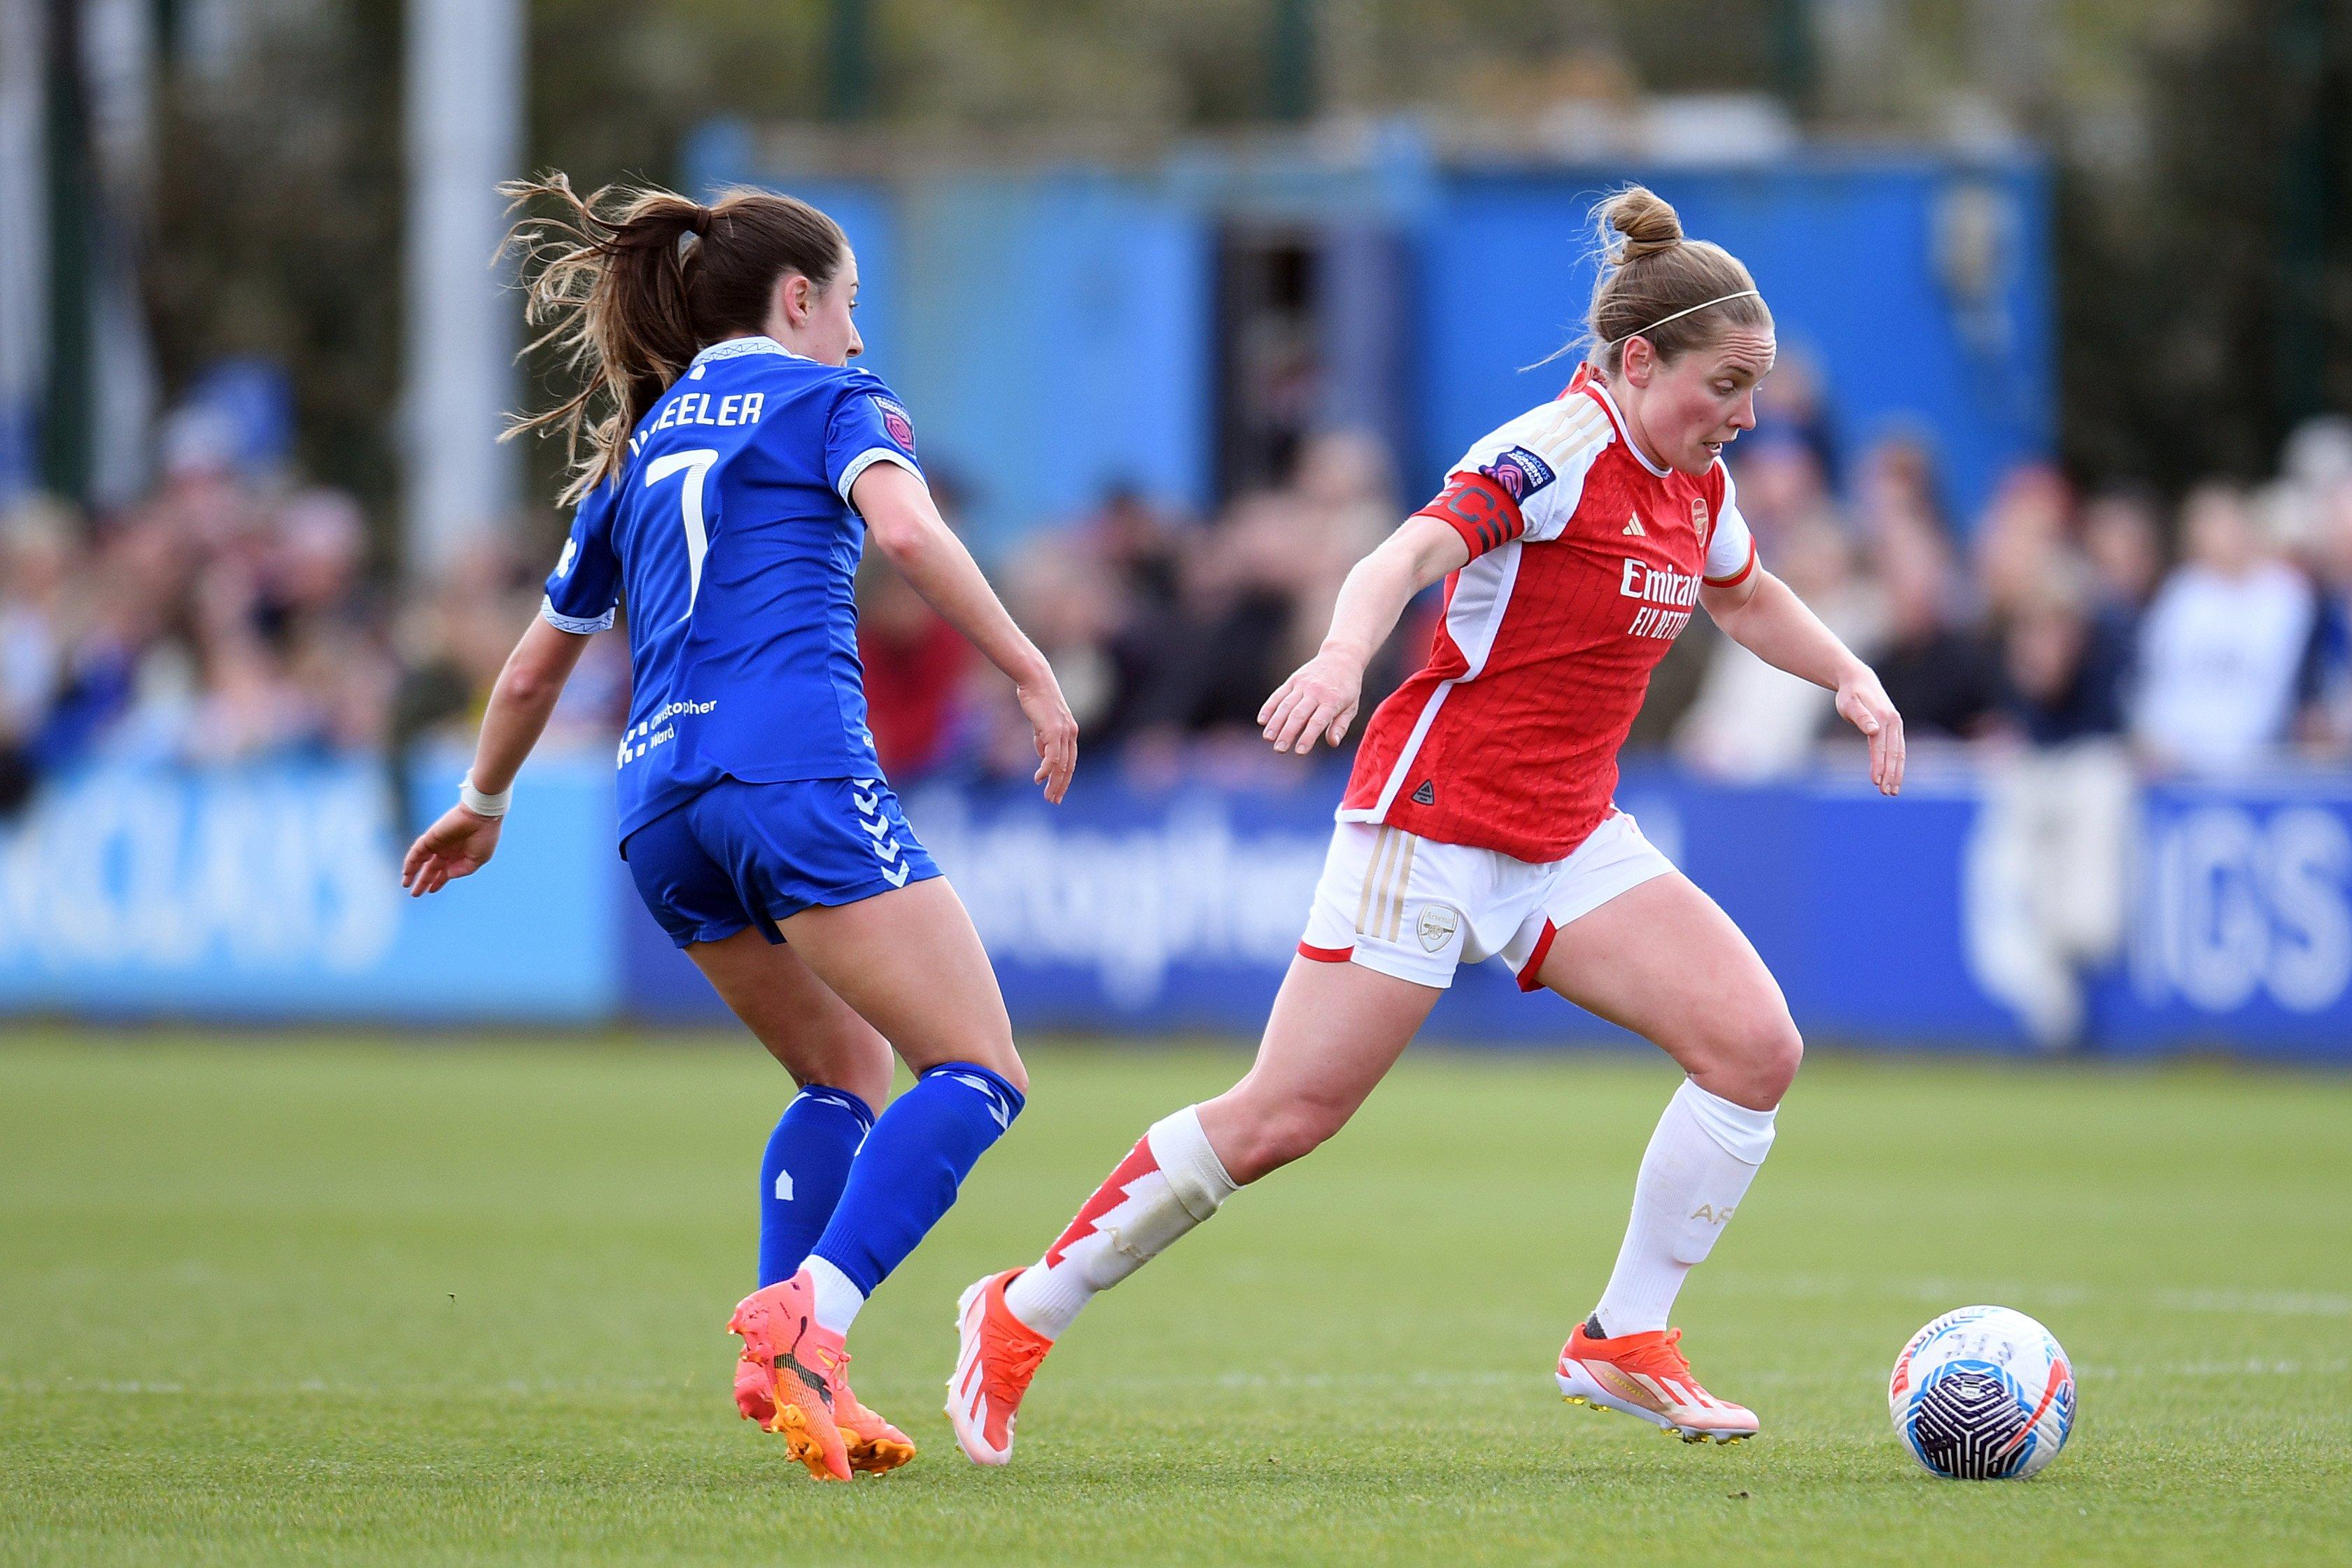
[[853, 791, 913, 886], [1623, 513, 1645, 536], [949, 1074, 1012, 1130]]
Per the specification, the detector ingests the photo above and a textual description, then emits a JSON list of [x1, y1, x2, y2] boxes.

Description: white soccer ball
[[1888, 1306, 2076, 1480]]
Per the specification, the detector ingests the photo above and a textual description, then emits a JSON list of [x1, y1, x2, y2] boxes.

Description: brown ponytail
[[500, 171, 850, 504], [1584, 185, 1770, 374]]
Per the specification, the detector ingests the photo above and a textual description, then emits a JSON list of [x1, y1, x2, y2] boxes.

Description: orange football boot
[[1555, 1317, 1760, 1443], [728, 1271, 914, 1480], [945, 1269, 1053, 1466]]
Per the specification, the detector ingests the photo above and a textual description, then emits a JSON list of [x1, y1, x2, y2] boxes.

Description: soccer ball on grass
[[1888, 1305, 2075, 1480]]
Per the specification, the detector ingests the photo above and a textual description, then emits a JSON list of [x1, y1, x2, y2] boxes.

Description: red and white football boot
[[1556, 1317, 1759, 1443], [945, 1269, 1054, 1466]]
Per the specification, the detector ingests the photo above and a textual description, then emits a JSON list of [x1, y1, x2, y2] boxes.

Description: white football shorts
[[1297, 810, 1675, 990]]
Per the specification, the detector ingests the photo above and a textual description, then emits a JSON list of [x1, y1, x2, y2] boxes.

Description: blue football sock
[[758, 1085, 874, 1289], [808, 1061, 1024, 1298]]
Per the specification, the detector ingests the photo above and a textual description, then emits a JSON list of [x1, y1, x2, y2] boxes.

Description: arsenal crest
[[1690, 495, 1710, 542]]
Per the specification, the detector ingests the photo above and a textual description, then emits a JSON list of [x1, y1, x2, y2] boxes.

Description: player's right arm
[[401, 620, 596, 896], [1259, 512, 1469, 754], [1262, 400, 1601, 754], [403, 480, 620, 896]]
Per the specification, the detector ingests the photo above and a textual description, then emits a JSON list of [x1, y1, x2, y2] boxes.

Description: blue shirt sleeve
[[541, 479, 621, 633], [824, 371, 924, 506]]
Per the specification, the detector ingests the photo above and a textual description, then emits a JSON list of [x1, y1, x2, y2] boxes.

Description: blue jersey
[[541, 335, 923, 843]]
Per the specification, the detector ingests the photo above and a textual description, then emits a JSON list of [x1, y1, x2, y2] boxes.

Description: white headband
[[1610, 289, 1761, 345]]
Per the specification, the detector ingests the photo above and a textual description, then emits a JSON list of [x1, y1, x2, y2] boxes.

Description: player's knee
[[803, 1059, 892, 1113], [1724, 1010, 1803, 1110], [1680, 997, 1802, 1111], [917, 1001, 1025, 1096], [989, 1050, 1029, 1099], [782, 1033, 893, 1111]]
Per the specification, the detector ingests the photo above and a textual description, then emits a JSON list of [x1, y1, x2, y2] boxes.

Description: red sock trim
[[1297, 941, 1353, 963], [1515, 919, 1559, 991]]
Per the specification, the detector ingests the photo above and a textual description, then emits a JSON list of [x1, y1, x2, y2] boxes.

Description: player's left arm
[[852, 462, 1078, 803], [1701, 568, 1905, 796]]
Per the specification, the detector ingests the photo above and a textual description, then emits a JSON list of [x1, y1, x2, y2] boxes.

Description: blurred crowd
[[8, 364, 2352, 827], [1659, 362, 2352, 784], [883, 359, 2352, 796], [0, 411, 627, 819]]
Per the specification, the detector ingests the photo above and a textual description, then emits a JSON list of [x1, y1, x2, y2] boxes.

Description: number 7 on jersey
[[645, 448, 719, 613]]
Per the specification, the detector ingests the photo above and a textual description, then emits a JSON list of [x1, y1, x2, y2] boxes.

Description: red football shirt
[[1339, 368, 1759, 863]]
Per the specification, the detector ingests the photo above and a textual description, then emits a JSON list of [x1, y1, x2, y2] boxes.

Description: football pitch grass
[[4, 1033, 2349, 1567]]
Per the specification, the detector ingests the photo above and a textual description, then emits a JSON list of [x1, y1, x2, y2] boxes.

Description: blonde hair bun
[[1578, 183, 1767, 373], [1598, 185, 1683, 266]]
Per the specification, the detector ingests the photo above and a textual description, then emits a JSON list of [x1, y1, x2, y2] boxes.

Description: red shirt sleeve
[[1413, 471, 1525, 561]]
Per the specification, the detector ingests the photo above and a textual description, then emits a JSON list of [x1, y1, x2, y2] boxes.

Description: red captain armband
[[1414, 471, 1524, 560]]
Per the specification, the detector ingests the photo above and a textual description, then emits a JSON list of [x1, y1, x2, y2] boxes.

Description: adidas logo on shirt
[[1623, 513, 1645, 537], [1411, 779, 1437, 806]]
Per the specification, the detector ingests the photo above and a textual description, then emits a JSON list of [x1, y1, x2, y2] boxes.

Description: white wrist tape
[[458, 775, 513, 819]]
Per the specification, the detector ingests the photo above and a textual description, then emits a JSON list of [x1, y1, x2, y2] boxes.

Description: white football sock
[[803, 1254, 866, 1336], [1591, 1078, 1776, 1338], [1003, 1104, 1237, 1340]]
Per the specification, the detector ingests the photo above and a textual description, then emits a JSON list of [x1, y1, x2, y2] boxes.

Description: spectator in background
[[1719, 432, 1837, 552], [2079, 485, 2164, 619], [1675, 511, 1884, 777], [2133, 481, 2316, 775], [1869, 520, 1996, 740], [272, 489, 395, 755], [1080, 482, 1185, 618], [860, 559, 974, 780], [994, 537, 1120, 756], [1972, 463, 2073, 623], [1994, 554, 2131, 747], [1964, 556, 2136, 1049], [1851, 429, 1951, 548], [1071, 482, 1194, 748], [389, 536, 533, 819], [1285, 430, 1403, 703], [0, 500, 73, 812], [1124, 490, 1305, 749], [1750, 347, 1840, 490], [2297, 479, 2352, 753], [858, 476, 976, 780]]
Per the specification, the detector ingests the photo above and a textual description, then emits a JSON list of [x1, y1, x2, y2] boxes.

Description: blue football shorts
[[621, 776, 942, 949]]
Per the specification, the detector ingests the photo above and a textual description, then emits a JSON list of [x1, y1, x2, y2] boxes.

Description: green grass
[[2, 1033, 2348, 1567]]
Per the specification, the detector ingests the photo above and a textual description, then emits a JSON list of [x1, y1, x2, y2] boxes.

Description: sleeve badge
[[1481, 445, 1556, 503], [870, 395, 916, 454]]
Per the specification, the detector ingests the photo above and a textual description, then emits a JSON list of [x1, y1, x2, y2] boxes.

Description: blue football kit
[[541, 334, 942, 947], [540, 332, 1021, 1329]]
